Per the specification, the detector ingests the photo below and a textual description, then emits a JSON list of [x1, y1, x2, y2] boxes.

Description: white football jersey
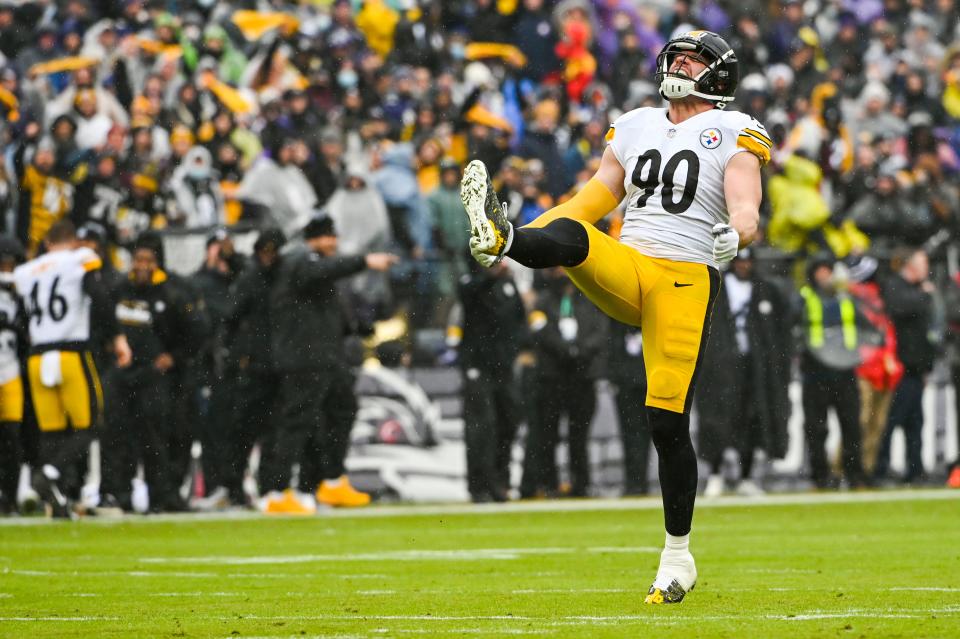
[[607, 107, 770, 268], [13, 247, 102, 348], [0, 287, 20, 384]]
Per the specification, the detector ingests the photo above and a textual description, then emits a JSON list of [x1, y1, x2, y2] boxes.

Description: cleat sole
[[460, 161, 496, 250]]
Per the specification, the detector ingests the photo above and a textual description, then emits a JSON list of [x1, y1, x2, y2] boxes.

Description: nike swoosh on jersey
[[674, 282, 693, 288]]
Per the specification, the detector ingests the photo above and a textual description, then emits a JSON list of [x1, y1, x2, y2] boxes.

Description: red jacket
[[849, 281, 904, 391]]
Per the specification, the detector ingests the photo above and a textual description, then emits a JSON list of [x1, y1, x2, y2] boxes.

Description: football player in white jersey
[[461, 30, 768, 603], [12, 220, 132, 518]]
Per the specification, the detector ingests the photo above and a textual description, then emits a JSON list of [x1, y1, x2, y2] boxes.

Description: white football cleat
[[644, 549, 697, 604], [460, 160, 512, 265]]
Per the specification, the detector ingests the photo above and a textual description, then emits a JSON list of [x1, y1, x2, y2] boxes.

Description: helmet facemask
[[655, 34, 738, 109]]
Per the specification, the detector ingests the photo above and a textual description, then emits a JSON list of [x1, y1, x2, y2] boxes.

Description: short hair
[[889, 246, 920, 272], [132, 237, 162, 260], [45, 219, 77, 245]]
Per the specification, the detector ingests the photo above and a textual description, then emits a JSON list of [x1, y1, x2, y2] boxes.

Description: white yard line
[[139, 547, 660, 565], [151, 592, 243, 597], [7, 606, 958, 627], [511, 589, 628, 594], [744, 568, 820, 574], [4, 568, 221, 578], [3, 568, 395, 581], [784, 613, 924, 620], [221, 615, 536, 622], [0, 616, 121, 622], [1, 489, 956, 527], [391, 630, 550, 635], [221, 636, 368, 639], [208, 607, 960, 624]]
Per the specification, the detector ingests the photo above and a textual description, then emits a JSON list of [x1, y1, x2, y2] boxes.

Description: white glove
[[712, 223, 740, 263], [469, 235, 498, 268]]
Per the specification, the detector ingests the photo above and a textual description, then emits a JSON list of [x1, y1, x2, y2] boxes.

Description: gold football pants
[[27, 351, 103, 432], [562, 221, 720, 414], [0, 376, 23, 423]]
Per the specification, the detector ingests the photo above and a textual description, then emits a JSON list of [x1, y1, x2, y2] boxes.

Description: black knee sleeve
[[506, 218, 590, 268]]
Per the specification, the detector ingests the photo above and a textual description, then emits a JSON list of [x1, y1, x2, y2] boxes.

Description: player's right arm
[[522, 146, 625, 229], [723, 151, 761, 248]]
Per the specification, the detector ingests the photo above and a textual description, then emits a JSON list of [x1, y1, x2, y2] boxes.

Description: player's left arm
[[723, 151, 761, 249]]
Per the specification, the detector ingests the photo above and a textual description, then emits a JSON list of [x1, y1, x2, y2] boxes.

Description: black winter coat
[[114, 271, 203, 372], [606, 320, 647, 388], [530, 284, 608, 380], [695, 276, 793, 459], [882, 274, 935, 376], [457, 266, 528, 378], [270, 249, 367, 373], [226, 259, 278, 374]]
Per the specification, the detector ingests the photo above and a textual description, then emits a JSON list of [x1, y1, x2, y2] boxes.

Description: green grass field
[[1, 491, 959, 638]]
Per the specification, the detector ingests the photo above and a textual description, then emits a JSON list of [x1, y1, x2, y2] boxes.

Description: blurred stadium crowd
[[1, 0, 960, 516]]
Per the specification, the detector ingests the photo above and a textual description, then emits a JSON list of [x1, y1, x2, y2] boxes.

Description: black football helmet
[[655, 30, 739, 109]]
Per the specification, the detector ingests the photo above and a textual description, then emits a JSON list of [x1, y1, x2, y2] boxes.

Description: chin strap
[[659, 75, 735, 108], [659, 47, 737, 108]]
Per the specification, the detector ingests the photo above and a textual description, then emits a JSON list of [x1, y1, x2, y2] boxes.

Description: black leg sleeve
[[507, 219, 590, 268], [0, 422, 20, 507], [648, 407, 698, 536]]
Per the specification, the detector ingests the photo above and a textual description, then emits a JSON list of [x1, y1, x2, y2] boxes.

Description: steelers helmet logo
[[700, 128, 722, 149]]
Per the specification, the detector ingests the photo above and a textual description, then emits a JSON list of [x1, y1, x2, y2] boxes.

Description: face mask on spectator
[[338, 69, 358, 89], [188, 164, 211, 180]]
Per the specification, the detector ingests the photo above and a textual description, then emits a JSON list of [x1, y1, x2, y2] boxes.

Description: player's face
[[669, 52, 708, 79]]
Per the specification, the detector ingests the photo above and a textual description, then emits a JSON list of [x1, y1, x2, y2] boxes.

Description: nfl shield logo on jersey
[[700, 128, 722, 149]]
